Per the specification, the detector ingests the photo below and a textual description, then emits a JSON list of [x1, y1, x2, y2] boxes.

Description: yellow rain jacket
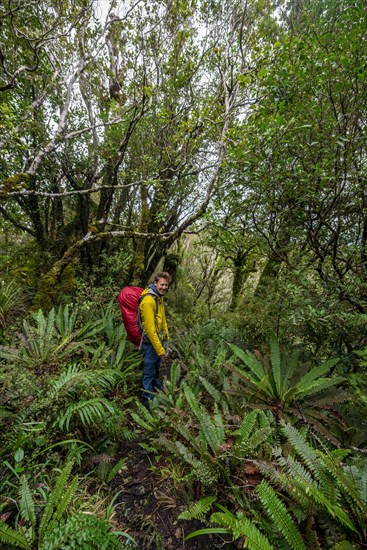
[[139, 287, 168, 357]]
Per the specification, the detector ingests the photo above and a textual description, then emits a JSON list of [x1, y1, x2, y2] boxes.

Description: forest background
[[1, 0, 367, 548]]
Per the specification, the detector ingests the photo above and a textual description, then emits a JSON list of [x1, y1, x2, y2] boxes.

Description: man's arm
[[140, 296, 165, 356]]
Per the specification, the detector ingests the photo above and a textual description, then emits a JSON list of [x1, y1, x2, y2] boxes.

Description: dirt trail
[[113, 438, 234, 549]]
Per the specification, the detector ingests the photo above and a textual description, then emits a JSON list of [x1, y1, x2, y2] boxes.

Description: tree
[[0, 0, 244, 306]]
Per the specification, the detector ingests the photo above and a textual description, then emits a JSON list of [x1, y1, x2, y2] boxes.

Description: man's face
[[155, 278, 169, 295]]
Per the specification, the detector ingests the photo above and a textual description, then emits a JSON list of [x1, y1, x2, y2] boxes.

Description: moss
[[0, 173, 31, 196]]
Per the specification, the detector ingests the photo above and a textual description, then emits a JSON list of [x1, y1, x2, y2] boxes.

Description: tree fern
[[256, 480, 306, 550], [178, 496, 217, 520]]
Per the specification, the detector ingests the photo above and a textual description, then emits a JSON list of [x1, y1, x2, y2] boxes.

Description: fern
[[234, 410, 258, 442], [198, 407, 225, 454], [256, 480, 306, 550], [183, 383, 202, 420], [229, 343, 266, 382], [198, 375, 222, 403], [210, 508, 274, 550], [296, 377, 344, 399], [107, 458, 128, 483], [52, 475, 78, 522], [0, 522, 31, 549], [50, 365, 120, 397], [39, 513, 124, 550], [269, 332, 282, 396], [281, 423, 322, 480], [330, 542, 356, 549], [19, 475, 36, 528], [295, 359, 339, 393], [38, 460, 75, 542], [178, 496, 217, 520], [57, 397, 119, 431]]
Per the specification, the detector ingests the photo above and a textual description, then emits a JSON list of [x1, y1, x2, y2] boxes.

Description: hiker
[[139, 272, 171, 404]]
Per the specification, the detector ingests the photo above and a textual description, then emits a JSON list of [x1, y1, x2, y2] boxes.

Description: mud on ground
[[112, 438, 237, 550]]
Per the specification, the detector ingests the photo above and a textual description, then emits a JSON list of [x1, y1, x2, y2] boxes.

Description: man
[[139, 271, 171, 404]]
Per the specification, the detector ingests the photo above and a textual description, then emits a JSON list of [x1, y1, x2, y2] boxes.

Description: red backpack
[[117, 286, 144, 347], [117, 286, 159, 347]]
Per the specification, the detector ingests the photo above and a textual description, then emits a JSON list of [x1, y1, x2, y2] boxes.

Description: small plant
[[0, 458, 135, 549], [0, 305, 102, 372], [227, 334, 346, 441]]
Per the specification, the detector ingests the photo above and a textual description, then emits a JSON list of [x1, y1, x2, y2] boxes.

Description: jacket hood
[[141, 284, 161, 298], [149, 283, 161, 296]]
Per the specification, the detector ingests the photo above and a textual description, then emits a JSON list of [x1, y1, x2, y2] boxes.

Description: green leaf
[[256, 480, 306, 550]]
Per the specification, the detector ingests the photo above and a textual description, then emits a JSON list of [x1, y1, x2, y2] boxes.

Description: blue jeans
[[141, 342, 162, 402]]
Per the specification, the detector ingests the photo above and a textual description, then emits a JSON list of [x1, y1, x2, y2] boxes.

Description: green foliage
[[178, 496, 216, 520], [39, 513, 125, 550], [227, 335, 346, 441], [256, 480, 305, 550], [0, 305, 101, 371]]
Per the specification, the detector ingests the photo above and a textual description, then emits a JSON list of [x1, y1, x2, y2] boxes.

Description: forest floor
[[112, 436, 239, 550], [110, 362, 237, 549]]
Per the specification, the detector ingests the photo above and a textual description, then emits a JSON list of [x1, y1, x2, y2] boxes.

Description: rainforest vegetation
[[1, 0, 367, 548]]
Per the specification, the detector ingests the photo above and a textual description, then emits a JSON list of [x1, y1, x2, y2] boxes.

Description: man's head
[[153, 271, 171, 295]]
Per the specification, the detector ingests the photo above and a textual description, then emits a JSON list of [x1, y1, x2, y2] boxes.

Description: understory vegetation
[[1, 0, 367, 547], [0, 281, 366, 548]]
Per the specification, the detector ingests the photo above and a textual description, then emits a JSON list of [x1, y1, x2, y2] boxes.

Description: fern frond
[[256, 480, 306, 550], [330, 542, 357, 549], [0, 522, 31, 549], [296, 359, 339, 392], [199, 408, 225, 454], [107, 458, 128, 483], [269, 333, 282, 396], [198, 375, 222, 403], [19, 475, 36, 527], [169, 361, 181, 389], [289, 474, 357, 532], [281, 423, 322, 480], [57, 398, 118, 431], [183, 383, 202, 420], [246, 427, 273, 452], [228, 344, 266, 382], [39, 460, 74, 541], [322, 455, 367, 519], [178, 496, 216, 520], [234, 410, 258, 442], [296, 377, 344, 399], [53, 475, 78, 522], [210, 510, 274, 550]]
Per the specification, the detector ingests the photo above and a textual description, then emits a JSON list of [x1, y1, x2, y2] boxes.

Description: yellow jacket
[[139, 287, 168, 356]]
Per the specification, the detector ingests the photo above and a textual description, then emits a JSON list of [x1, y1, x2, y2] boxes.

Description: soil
[[112, 438, 236, 550]]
